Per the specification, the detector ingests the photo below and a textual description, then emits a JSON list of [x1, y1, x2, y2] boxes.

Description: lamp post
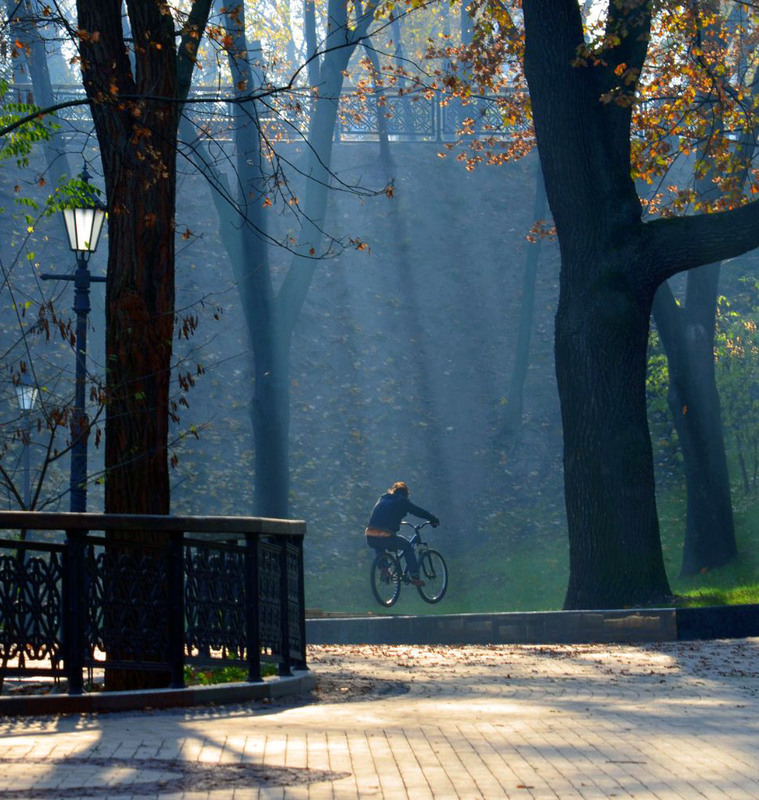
[[14, 373, 38, 510], [41, 162, 106, 513]]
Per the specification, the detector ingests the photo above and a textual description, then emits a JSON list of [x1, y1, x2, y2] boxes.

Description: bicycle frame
[[393, 520, 431, 575], [370, 519, 447, 606]]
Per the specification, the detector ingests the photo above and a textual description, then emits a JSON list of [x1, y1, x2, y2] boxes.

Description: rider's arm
[[405, 500, 439, 526]]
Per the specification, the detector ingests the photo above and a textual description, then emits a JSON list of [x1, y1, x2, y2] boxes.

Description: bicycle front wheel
[[371, 552, 401, 607], [417, 549, 448, 603]]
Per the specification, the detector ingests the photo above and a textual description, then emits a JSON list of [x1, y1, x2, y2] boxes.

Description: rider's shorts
[[365, 527, 392, 538]]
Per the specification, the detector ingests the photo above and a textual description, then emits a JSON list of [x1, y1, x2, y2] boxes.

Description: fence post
[[63, 529, 84, 695], [168, 531, 185, 689], [245, 532, 262, 682], [278, 535, 292, 677], [295, 533, 307, 670]]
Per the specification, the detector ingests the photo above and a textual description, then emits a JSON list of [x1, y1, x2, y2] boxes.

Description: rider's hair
[[389, 481, 409, 496]]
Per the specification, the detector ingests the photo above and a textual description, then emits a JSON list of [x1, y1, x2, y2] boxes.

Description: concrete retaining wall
[[306, 605, 759, 645]]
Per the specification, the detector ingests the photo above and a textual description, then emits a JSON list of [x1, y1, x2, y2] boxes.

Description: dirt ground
[[303, 639, 759, 703]]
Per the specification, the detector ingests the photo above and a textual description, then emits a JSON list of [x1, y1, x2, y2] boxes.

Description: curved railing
[[0, 511, 306, 695]]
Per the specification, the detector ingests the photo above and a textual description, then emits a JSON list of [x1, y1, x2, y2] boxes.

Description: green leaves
[[0, 81, 55, 168]]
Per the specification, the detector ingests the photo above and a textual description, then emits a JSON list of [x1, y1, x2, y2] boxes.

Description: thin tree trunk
[[503, 162, 546, 436], [221, 12, 291, 518], [653, 273, 737, 575]]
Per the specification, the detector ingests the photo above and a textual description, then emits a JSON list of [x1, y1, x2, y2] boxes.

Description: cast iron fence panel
[[0, 541, 64, 677], [0, 513, 306, 696], [184, 539, 247, 663], [441, 96, 510, 138], [287, 541, 304, 661], [258, 540, 283, 657], [83, 537, 172, 671]]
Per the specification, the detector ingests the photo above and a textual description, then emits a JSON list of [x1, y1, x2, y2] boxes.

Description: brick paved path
[[0, 639, 757, 798]]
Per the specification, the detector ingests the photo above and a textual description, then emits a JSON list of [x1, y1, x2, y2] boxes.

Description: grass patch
[[184, 661, 278, 685], [660, 485, 759, 607]]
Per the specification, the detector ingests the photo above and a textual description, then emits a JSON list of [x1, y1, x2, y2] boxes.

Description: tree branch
[[645, 199, 759, 283], [177, 0, 214, 102]]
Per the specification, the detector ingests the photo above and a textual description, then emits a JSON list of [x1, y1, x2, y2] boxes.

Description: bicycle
[[370, 520, 448, 607]]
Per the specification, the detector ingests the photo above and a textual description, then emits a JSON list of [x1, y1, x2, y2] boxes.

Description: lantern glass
[[15, 377, 38, 412], [63, 205, 106, 254]]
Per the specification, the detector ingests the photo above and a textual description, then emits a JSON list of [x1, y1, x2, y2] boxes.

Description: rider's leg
[[386, 534, 420, 578], [366, 534, 391, 555]]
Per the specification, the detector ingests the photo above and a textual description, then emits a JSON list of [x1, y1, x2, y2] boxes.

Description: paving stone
[[0, 640, 758, 799]]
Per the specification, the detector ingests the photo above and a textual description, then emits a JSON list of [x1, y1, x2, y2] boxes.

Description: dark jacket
[[367, 492, 438, 533]]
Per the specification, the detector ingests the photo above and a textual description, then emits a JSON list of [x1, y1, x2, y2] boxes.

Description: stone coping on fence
[[306, 604, 759, 645], [0, 669, 316, 717], [0, 510, 306, 536]]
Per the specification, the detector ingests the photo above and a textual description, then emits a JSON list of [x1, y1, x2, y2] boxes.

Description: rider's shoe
[[410, 576, 425, 587]]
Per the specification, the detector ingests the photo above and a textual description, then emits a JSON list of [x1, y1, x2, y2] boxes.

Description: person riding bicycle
[[365, 481, 439, 586]]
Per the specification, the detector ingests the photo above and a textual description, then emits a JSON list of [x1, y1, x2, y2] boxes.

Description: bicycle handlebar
[[400, 520, 434, 532]]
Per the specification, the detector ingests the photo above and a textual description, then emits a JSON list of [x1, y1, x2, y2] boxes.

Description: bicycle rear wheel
[[370, 552, 401, 607], [417, 549, 448, 603]]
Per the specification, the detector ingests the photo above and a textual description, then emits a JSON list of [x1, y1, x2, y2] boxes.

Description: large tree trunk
[[78, 0, 177, 690], [76, 0, 211, 690], [78, 1, 178, 516], [523, 0, 759, 608], [523, 0, 671, 608], [557, 248, 669, 607], [653, 271, 736, 575]]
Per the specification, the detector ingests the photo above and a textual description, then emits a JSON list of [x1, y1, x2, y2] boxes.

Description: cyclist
[[365, 481, 439, 586]]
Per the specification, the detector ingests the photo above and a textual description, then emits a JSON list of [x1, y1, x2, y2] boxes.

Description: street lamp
[[41, 162, 106, 513], [14, 373, 38, 510]]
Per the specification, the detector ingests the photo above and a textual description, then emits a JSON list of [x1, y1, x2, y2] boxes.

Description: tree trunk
[[646, 2, 739, 577], [523, 0, 759, 607], [653, 271, 736, 575], [76, 0, 211, 690], [13, 0, 71, 189], [220, 15, 291, 518], [77, 1, 178, 516], [503, 162, 546, 436], [557, 249, 670, 608], [250, 337, 292, 517], [523, 0, 672, 608]]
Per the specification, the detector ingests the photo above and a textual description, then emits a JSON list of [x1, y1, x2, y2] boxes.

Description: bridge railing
[[0, 512, 306, 695], [4, 84, 521, 142]]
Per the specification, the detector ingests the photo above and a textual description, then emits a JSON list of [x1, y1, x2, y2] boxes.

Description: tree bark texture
[[523, 0, 670, 608], [77, 0, 178, 515]]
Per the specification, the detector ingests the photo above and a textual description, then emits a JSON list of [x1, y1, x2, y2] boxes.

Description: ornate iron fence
[[5, 84, 519, 142], [0, 512, 306, 695]]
